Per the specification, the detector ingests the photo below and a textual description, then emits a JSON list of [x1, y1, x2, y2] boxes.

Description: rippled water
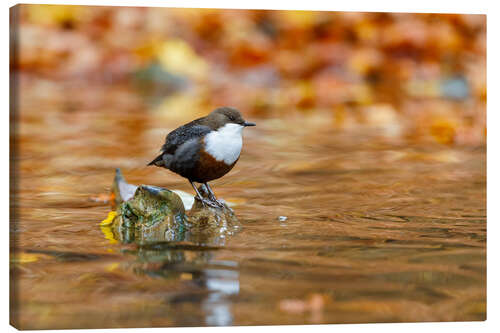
[[11, 79, 486, 329]]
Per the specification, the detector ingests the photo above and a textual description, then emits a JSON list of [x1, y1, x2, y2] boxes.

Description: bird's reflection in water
[[201, 263, 240, 326], [119, 216, 240, 326]]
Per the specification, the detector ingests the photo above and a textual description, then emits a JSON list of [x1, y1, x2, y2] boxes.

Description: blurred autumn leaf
[[157, 39, 209, 80], [25, 4, 90, 28], [12, 5, 486, 145]]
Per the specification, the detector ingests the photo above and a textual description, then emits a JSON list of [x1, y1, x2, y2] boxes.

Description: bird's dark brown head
[[206, 107, 256, 129]]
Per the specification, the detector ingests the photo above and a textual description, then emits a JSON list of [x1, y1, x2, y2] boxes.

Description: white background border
[[3, 1, 496, 332]]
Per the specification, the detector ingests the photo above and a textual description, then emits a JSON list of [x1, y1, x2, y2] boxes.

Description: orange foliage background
[[11, 5, 486, 146]]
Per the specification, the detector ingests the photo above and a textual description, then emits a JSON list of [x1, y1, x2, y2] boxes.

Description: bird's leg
[[203, 183, 217, 201], [189, 180, 204, 202], [204, 183, 226, 208], [190, 180, 218, 208]]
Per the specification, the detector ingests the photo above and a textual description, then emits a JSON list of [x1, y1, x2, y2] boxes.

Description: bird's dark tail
[[148, 154, 164, 166]]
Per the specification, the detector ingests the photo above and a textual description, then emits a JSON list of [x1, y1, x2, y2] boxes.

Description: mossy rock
[[112, 185, 188, 244], [102, 169, 239, 245]]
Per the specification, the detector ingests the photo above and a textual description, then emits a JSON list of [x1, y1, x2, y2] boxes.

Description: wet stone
[[105, 169, 239, 245], [188, 185, 238, 230]]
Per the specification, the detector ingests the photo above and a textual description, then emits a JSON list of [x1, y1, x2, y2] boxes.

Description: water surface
[[11, 79, 486, 329]]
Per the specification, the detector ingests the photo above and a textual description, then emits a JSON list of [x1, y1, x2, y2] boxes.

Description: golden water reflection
[[11, 79, 486, 329]]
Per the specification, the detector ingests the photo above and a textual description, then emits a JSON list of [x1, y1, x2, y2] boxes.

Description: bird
[[148, 107, 256, 208]]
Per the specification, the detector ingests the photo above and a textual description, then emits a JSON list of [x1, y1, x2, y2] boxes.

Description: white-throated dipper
[[148, 107, 255, 208]]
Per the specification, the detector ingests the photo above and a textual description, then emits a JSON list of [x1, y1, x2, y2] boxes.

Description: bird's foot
[[208, 195, 226, 208], [196, 196, 221, 209], [206, 193, 217, 202], [195, 196, 228, 209], [213, 199, 227, 208]]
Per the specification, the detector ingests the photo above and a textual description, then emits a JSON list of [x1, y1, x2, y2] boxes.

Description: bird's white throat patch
[[204, 123, 243, 164]]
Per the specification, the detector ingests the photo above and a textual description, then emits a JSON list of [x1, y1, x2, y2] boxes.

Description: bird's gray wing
[[161, 124, 212, 155]]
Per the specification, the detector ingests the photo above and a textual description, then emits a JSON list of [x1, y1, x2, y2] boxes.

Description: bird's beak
[[243, 121, 256, 127]]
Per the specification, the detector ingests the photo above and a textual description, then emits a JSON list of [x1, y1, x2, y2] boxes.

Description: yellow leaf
[[100, 211, 118, 244], [106, 263, 120, 272], [11, 253, 41, 263], [279, 11, 318, 29], [133, 39, 163, 62], [25, 4, 88, 27], [100, 226, 118, 244], [100, 211, 117, 226], [430, 119, 457, 145], [157, 39, 209, 80]]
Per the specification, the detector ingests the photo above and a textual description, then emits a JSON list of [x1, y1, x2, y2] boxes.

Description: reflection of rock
[[126, 243, 239, 326], [103, 169, 239, 245]]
